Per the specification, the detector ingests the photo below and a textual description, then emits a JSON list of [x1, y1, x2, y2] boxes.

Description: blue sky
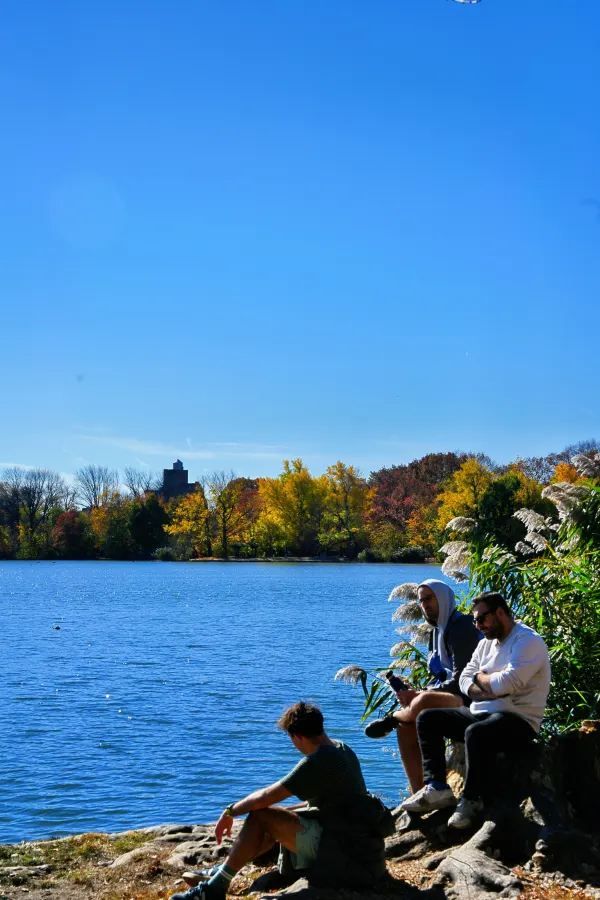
[[1, 0, 599, 483]]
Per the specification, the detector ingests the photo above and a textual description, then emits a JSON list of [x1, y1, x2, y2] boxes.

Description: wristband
[[223, 804, 235, 817]]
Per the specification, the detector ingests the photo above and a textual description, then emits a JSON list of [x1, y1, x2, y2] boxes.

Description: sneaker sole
[[182, 869, 218, 886], [448, 818, 473, 829], [402, 796, 456, 815]]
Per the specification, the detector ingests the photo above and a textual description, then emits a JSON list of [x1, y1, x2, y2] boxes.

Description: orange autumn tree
[[551, 462, 580, 484]]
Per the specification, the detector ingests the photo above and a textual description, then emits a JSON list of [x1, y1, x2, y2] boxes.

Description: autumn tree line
[[0, 441, 597, 562]]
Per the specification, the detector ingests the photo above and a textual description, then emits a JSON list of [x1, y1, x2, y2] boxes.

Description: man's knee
[[248, 808, 272, 831], [464, 719, 497, 754], [407, 692, 429, 716], [416, 707, 450, 730]]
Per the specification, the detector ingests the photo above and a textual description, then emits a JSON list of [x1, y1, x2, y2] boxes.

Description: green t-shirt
[[280, 741, 367, 821]]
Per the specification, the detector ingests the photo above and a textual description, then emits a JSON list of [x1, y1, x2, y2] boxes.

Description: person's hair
[[472, 591, 512, 617], [278, 701, 324, 738]]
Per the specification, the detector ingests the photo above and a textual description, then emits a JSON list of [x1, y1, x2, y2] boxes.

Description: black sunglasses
[[473, 609, 494, 625]]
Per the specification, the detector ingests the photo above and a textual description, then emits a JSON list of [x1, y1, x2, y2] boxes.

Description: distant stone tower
[[161, 460, 198, 500]]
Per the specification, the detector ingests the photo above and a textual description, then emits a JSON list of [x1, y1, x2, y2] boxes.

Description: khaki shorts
[[288, 814, 323, 870]]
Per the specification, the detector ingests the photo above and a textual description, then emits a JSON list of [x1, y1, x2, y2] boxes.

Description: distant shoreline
[[186, 556, 437, 564]]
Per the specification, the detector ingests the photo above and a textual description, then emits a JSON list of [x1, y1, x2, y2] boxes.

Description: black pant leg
[[417, 707, 478, 786], [463, 712, 535, 801]]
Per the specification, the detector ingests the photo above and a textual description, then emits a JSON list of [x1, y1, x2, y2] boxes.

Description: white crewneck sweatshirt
[[459, 621, 551, 733]]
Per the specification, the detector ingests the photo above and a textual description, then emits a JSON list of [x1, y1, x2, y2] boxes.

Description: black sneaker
[[365, 715, 396, 738], [170, 881, 225, 900]]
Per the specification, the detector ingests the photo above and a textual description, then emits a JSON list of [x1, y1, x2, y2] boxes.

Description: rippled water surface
[[0, 560, 443, 842]]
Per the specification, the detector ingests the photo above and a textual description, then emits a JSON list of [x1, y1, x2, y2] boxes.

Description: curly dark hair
[[277, 701, 324, 738]]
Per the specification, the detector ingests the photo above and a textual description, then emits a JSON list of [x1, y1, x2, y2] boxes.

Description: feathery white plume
[[387, 583, 419, 602], [514, 508, 547, 533], [440, 540, 469, 557], [445, 516, 477, 534], [560, 533, 581, 551], [441, 553, 469, 580], [441, 546, 470, 569], [542, 483, 588, 519], [515, 541, 536, 556], [389, 640, 413, 658], [525, 531, 549, 552], [412, 622, 434, 643], [572, 452, 600, 478], [450, 569, 469, 582], [482, 547, 516, 565], [334, 665, 367, 685], [391, 600, 422, 623]]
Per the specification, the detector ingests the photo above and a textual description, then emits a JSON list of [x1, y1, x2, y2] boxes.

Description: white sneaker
[[182, 866, 219, 887], [447, 797, 484, 829], [401, 783, 456, 814]]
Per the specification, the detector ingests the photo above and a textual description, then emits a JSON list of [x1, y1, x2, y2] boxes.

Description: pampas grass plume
[[334, 665, 367, 685]]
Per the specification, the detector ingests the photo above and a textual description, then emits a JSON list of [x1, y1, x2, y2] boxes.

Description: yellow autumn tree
[[437, 458, 493, 529], [165, 490, 211, 558], [501, 465, 545, 507], [256, 459, 326, 556]]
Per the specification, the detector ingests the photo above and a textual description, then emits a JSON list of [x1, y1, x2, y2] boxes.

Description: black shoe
[[365, 715, 396, 738], [170, 881, 224, 900]]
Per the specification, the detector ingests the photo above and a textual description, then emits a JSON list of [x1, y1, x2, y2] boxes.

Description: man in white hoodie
[[365, 580, 481, 793], [401, 591, 551, 829]]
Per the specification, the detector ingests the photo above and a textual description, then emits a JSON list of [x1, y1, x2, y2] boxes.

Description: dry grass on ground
[[0, 834, 597, 900]]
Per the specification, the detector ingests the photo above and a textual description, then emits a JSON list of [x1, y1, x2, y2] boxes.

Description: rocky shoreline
[[1, 808, 598, 900], [2, 724, 599, 900]]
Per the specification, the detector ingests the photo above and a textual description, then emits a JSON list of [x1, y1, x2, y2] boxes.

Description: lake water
[[0, 560, 445, 844]]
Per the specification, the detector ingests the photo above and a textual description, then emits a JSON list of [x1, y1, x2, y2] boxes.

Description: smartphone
[[385, 670, 410, 692]]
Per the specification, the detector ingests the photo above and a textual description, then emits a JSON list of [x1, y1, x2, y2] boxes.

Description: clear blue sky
[[2, 0, 599, 483]]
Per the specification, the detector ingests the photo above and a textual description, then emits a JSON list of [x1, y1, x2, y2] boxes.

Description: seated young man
[[170, 701, 369, 900], [401, 592, 551, 829], [366, 579, 481, 793]]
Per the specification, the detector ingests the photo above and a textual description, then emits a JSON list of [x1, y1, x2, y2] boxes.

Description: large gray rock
[[110, 845, 159, 868]]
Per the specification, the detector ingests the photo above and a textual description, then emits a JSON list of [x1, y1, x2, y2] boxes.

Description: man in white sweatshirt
[[400, 591, 551, 829]]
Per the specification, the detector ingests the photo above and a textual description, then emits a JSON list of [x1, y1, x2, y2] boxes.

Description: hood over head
[[418, 579, 456, 629]]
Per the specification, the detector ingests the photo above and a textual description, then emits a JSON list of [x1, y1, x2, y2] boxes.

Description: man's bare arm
[[467, 672, 496, 700], [229, 782, 292, 816], [215, 782, 292, 843]]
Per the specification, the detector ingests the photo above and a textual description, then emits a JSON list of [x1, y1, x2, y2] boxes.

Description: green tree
[[129, 493, 168, 558], [318, 462, 368, 558], [15, 469, 73, 558], [205, 472, 247, 559], [90, 495, 134, 559]]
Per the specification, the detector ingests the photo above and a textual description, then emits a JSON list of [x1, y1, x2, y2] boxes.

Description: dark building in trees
[[160, 460, 200, 500]]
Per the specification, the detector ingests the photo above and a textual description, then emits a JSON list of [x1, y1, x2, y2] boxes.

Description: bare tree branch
[[123, 467, 160, 498], [75, 465, 119, 508]]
